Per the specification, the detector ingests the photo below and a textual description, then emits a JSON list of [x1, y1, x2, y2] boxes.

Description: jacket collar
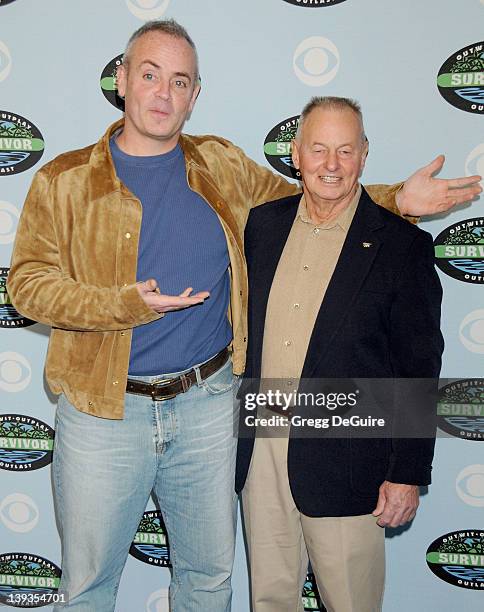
[[89, 119, 128, 202], [302, 188, 385, 378], [87, 121, 206, 200], [87, 120, 244, 254]]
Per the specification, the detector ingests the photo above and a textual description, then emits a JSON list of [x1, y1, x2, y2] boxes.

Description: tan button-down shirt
[[261, 185, 361, 382]]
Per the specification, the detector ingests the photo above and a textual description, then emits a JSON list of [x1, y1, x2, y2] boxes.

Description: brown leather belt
[[126, 347, 229, 402]]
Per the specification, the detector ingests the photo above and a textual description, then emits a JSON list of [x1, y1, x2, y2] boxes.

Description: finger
[[445, 174, 482, 189], [145, 278, 158, 291], [423, 155, 445, 176], [191, 291, 210, 299], [381, 507, 405, 528], [168, 296, 206, 307], [372, 495, 386, 517], [399, 509, 416, 526], [179, 287, 193, 297], [440, 187, 483, 210], [157, 295, 208, 312]]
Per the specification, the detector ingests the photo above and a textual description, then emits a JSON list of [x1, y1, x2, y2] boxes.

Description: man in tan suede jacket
[[7, 18, 481, 612]]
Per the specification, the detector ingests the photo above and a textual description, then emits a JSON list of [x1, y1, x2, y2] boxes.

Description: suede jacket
[[8, 119, 402, 419]]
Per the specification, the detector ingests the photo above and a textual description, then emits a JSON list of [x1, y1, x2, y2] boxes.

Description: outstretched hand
[[137, 279, 210, 314], [396, 155, 482, 216]]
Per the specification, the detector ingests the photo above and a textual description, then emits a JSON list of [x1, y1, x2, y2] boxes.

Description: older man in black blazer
[[236, 96, 444, 612]]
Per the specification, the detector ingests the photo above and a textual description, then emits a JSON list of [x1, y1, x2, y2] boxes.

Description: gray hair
[[123, 19, 200, 82], [295, 96, 367, 144]]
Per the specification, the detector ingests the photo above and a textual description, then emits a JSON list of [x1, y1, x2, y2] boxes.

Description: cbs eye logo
[[146, 588, 170, 612], [0, 351, 32, 391], [460, 310, 484, 354], [125, 0, 170, 20], [0, 41, 11, 83], [293, 37, 340, 87], [466, 143, 484, 179], [0, 493, 39, 532], [0, 202, 19, 245], [456, 465, 484, 507]]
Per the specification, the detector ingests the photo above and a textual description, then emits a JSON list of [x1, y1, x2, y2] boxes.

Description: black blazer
[[235, 189, 444, 517]]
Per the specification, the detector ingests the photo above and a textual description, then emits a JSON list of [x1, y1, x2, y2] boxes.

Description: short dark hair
[[295, 96, 367, 143], [123, 18, 200, 81]]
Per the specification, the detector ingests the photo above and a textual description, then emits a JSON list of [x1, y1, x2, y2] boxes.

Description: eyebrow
[[311, 141, 355, 148], [138, 60, 192, 82]]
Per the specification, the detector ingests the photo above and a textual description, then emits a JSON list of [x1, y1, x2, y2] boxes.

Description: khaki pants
[[242, 429, 385, 612]]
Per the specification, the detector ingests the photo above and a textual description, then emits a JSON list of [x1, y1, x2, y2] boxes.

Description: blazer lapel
[[302, 190, 385, 378], [250, 197, 300, 376]]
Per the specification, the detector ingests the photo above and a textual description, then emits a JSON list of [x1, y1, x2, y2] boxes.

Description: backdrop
[[0, 1, 483, 611]]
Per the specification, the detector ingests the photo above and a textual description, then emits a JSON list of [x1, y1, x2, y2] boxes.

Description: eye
[[173, 79, 188, 89], [0, 40, 12, 83], [339, 149, 352, 156], [456, 464, 484, 507], [0, 351, 32, 392], [293, 36, 340, 87], [0, 493, 39, 533], [143, 72, 155, 81], [0, 201, 19, 245], [465, 143, 484, 180], [459, 309, 484, 354]]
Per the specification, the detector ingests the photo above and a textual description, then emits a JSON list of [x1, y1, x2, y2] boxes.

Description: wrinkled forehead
[[301, 108, 364, 143], [127, 31, 198, 76]]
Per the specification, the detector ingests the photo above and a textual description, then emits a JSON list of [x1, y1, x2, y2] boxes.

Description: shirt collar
[[297, 184, 362, 231]]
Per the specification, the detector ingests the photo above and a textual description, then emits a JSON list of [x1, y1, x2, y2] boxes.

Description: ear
[[116, 63, 127, 98], [188, 82, 201, 113], [292, 139, 300, 170], [360, 139, 369, 172]]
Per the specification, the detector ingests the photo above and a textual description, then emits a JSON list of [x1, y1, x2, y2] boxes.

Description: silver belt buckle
[[151, 378, 176, 402]]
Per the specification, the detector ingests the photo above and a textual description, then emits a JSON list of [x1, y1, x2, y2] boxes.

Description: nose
[[154, 78, 171, 100], [324, 149, 339, 172]]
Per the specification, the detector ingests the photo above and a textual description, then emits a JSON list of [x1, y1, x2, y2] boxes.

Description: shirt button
[[112, 381, 118, 386], [120, 331, 125, 336], [313, 228, 320, 235], [123, 283, 128, 287], [294, 303, 300, 309], [303, 265, 309, 271], [125, 232, 131, 239], [284, 340, 292, 347], [287, 380, 293, 387], [88, 401, 93, 407]]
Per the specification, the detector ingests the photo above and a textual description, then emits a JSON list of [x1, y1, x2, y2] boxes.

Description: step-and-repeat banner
[[0, 1, 483, 610]]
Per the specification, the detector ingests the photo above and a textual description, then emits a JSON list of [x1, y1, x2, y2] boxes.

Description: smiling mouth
[[319, 176, 341, 183]]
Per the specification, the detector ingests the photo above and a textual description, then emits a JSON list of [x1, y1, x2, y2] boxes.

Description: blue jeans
[[52, 356, 238, 612]]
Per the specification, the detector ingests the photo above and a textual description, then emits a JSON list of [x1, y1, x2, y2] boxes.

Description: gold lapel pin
[[362, 242, 372, 248]]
